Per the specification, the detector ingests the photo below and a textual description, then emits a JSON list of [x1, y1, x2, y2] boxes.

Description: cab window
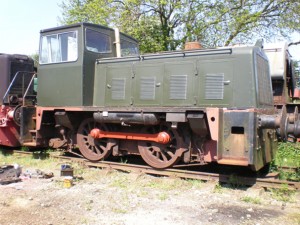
[[86, 29, 111, 53], [120, 39, 139, 56], [40, 31, 78, 64]]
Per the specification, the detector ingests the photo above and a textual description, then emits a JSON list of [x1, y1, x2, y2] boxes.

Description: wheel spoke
[[161, 152, 168, 162], [99, 145, 107, 152], [167, 151, 174, 157], [94, 146, 102, 155], [138, 123, 184, 169]]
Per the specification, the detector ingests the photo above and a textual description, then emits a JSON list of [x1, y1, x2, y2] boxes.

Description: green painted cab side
[[37, 24, 83, 107]]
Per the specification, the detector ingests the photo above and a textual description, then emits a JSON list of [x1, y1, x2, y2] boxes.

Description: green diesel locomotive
[[1, 23, 299, 171]]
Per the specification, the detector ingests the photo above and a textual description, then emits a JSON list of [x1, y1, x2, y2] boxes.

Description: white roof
[[264, 42, 288, 79]]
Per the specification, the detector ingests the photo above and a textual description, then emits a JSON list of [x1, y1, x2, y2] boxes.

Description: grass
[[275, 142, 300, 167], [158, 192, 169, 201], [0, 149, 97, 180], [110, 174, 130, 189], [0, 150, 57, 170], [270, 184, 296, 202], [111, 207, 128, 214], [185, 178, 204, 188], [213, 183, 224, 193], [144, 178, 183, 191], [240, 196, 261, 204], [271, 142, 300, 181]]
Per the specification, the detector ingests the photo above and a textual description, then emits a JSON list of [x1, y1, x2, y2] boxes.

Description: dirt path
[[0, 165, 299, 225]]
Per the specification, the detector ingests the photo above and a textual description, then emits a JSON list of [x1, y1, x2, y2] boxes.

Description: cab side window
[[40, 31, 78, 64]]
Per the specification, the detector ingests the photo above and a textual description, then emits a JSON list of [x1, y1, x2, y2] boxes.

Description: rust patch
[[224, 133, 246, 158], [35, 106, 86, 130], [203, 140, 217, 162], [206, 108, 220, 141]]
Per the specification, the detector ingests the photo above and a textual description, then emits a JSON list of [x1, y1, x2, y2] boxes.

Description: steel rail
[[11, 150, 300, 190]]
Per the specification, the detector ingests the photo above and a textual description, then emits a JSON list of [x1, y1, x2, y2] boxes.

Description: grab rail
[[2, 71, 36, 105], [23, 73, 37, 106]]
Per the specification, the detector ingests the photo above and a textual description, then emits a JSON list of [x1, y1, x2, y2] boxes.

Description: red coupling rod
[[90, 128, 171, 144]]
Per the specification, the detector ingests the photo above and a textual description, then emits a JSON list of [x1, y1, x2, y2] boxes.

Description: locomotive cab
[[37, 23, 139, 107]]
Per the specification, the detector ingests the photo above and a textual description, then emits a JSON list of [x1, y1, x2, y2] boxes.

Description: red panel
[[0, 121, 21, 147], [294, 88, 300, 99], [0, 106, 21, 147]]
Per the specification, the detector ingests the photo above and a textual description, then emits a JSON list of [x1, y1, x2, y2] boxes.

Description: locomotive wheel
[[13, 105, 22, 126], [138, 123, 185, 169], [77, 118, 112, 161]]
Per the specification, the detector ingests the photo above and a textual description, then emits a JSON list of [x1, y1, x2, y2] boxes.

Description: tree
[[59, 0, 300, 53]]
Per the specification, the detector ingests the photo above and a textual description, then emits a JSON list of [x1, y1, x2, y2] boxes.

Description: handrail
[[23, 73, 37, 106], [2, 71, 35, 104]]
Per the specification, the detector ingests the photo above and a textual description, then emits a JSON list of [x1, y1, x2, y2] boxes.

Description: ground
[[0, 159, 299, 225]]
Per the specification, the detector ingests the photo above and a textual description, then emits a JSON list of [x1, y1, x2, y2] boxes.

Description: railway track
[[10, 150, 300, 190]]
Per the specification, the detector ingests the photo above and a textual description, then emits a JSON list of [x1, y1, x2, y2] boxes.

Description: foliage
[[30, 53, 39, 69], [59, 0, 300, 53], [275, 142, 300, 168], [271, 142, 300, 181], [278, 170, 300, 182]]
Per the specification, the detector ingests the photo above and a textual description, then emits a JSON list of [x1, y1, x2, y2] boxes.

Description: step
[[23, 142, 37, 147], [25, 95, 37, 99], [217, 158, 248, 166]]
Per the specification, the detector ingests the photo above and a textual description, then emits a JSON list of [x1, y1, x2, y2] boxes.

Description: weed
[[79, 167, 103, 181], [270, 142, 300, 181], [213, 183, 223, 193], [80, 218, 89, 224], [21, 146, 29, 151], [240, 196, 261, 204], [145, 178, 185, 191], [271, 184, 296, 202], [278, 170, 300, 182], [158, 192, 169, 201], [186, 179, 204, 189], [85, 200, 93, 211], [228, 174, 242, 188], [136, 190, 149, 198], [110, 175, 129, 189], [275, 143, 300, 167], [119, 157, 128, 164], [112, 207, 128, 214]]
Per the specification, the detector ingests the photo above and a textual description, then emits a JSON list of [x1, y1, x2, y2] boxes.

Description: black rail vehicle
[[1, 23, 299, 171]]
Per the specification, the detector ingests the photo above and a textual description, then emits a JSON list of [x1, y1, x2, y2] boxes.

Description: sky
[[0, 0, 62, 55], [0, 0, 299, 60]]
